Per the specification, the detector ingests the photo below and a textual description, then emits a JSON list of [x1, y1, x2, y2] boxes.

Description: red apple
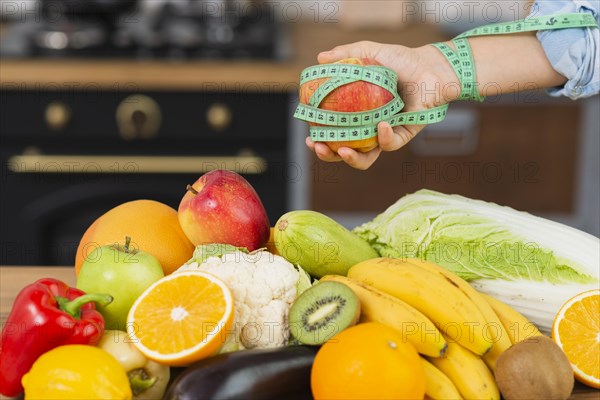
[[299, 58, 394, 153], [178, 170, 270, 251]]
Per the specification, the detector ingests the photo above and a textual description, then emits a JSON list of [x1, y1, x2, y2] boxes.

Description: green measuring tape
[[294, 13, 598, 143]]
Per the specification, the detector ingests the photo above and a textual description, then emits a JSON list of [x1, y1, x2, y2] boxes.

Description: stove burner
[[1, 1, 285, 60], [33, 20, 107, 51]]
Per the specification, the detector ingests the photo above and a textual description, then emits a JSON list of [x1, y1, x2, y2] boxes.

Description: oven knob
[[206, 103, 232, 132], [116, 95, 162, 140], [45, 101, 71, 131]]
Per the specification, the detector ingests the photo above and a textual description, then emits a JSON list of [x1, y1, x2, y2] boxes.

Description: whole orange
[[75, 200, 195, 275], [265, 227, 279, 255], [311, 322, 425, 400]]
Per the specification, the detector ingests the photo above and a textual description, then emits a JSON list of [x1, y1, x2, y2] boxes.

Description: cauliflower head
[[177, 246, 310, 351]]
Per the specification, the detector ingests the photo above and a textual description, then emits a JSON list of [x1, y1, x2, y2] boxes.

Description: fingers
[[333, 122, 421, 170], [377, 122, 424, 152], [337, 146, 382, 170], [305, 136, 343, 162], [305, 122, 424, 170], [317, 41, 381, 64], [305, 136, 381, 168]]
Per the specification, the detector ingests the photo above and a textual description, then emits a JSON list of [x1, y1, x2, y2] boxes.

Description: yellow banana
[[481, 293, 543, 344], [320, 274, 447, 357], [348, 258, 492, 355], [482, 337, 510, 373], [420, 357, 464, 400], [402, 258, 512, 371], [426, 338, 500, 400]]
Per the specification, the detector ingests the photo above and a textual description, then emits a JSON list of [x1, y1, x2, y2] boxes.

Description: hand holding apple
[[178, 170, 270, 251], [299, 58, 395, 153]]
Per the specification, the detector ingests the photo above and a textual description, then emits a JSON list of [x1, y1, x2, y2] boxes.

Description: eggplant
[[163, 346, 319, 400]]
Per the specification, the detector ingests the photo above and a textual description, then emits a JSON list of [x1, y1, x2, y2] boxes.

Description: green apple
[[77, 237, 164, 330]]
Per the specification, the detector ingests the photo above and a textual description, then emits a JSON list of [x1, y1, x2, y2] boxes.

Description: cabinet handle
[[45, 101, 71, 131], [409, 108, 479, 157], [116, 95, 162, 140], [206, 103, 232, 131], [7, 155, 267, 174]]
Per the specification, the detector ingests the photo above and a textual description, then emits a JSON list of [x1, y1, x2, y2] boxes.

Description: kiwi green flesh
[[289, 281, 360, 345]]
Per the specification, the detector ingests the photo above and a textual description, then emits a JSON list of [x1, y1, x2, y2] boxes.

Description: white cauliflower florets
[[177, 249, 304, 351]]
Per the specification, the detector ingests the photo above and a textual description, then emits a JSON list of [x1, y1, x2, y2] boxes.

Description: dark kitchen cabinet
[[310, 98, 581, 215], [1, 89, 291, 266]]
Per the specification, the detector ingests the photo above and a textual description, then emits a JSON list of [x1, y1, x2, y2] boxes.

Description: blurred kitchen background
[[1, 0, 598, 266]]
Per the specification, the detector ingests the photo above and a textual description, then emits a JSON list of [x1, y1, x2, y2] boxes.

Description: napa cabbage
[[353, 189, 600, 333]]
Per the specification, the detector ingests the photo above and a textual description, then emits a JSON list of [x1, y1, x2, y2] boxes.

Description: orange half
[[552, 289, 600, 388], [127, 271, 234, 366]]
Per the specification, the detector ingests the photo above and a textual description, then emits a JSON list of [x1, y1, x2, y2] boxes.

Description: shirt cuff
[[533, 2, 599, 99]]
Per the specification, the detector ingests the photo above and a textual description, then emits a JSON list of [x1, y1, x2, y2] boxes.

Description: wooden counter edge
[[1, 266, 598, 399], [0, 60, 302, 91]]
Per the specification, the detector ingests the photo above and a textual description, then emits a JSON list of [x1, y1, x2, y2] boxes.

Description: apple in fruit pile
[[76, 237, 165, 330], [299, 57, 395, 153], [178, 170, 270, 251]]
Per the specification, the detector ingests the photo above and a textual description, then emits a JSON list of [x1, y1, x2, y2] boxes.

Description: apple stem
[[124, 236, 131, 253], [186, 184, 199, 195]]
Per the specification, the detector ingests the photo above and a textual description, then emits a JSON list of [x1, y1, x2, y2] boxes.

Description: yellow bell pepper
[[21, 344, 132, 400]]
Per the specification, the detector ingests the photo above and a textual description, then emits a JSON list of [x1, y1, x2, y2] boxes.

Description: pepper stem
[[56, 293, 113, 319], [128, 369, 157, 396]]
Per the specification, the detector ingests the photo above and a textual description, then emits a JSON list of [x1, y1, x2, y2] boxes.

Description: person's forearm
[[468, 32, 567, 97], [422, 32, 568, 102]]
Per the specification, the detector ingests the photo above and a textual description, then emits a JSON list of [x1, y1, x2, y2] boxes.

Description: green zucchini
[[274, 210, 378, 278]]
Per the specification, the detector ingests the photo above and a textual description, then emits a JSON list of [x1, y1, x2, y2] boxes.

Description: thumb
[[317, 49, 345, 64], [317, 41, 379, 64]]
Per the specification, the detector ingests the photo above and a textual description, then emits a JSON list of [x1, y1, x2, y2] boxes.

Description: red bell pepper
[[0, 278, 112, 397]]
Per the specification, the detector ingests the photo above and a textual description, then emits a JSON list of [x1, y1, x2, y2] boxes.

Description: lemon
[[22, 344, 132, 400]]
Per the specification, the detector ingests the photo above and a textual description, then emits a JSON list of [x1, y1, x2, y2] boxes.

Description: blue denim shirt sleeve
[[531, 0, 600, 99]]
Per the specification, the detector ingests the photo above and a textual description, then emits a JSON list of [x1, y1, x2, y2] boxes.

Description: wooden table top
[[1, 266, 76, 322], [1, 266, 598, 399]]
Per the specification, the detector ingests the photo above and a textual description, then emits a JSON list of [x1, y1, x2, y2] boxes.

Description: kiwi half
[[288, 281, 360, 345]]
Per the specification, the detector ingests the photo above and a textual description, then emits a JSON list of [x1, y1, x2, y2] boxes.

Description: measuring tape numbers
[[295, 13, 598, 144], [293, 64, 447, 142]]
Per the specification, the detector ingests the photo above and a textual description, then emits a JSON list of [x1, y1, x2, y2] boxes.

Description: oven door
[[1, 90, 290, 266]]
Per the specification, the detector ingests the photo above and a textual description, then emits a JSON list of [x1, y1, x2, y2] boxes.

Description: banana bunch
[[319, 274, 447, 358], [321, 257, 543, 400]]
